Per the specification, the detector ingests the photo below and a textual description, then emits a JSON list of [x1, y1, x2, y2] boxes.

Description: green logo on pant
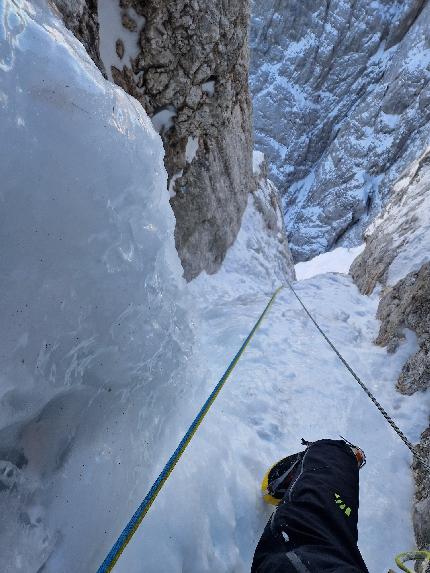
[[334, 493, 351, 517]]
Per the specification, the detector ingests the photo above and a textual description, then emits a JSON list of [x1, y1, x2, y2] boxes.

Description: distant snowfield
[[1, 3, 429, 573], [295, 244, 366, 280]]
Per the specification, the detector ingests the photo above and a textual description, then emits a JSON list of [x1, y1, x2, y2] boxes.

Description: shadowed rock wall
[[50, 0, 106, 74]]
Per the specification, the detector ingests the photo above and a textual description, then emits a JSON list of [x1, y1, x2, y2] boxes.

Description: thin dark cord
[[286, 280, 430, 472]]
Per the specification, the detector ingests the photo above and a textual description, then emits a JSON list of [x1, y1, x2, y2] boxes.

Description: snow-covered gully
[[115, 254, 430, 573]]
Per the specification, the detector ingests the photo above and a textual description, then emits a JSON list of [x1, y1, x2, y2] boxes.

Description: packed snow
[[252, 150, 265, 176], [168, 170, 183, 197], [117, 250, 430, 573], [169, 138, 199, 197], [1, 2, 429, 573], [202, 80, 215, 96], [295, 245, 366, 280], [151, 106, 177, 134], [186, 136, 200, 164]]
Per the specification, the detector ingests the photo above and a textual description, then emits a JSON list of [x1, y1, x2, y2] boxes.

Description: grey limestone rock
[[101, 0, 254, 280], [251, 0, 430, 261], [51, 0, 255, 281], [412, 428, 430, 559], [252, 154, 296, 282], [375, 263, 430, 395], [351, 148, 430, 294]]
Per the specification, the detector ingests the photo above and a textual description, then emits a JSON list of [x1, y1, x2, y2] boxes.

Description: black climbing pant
[[251, 439, 369, 573]]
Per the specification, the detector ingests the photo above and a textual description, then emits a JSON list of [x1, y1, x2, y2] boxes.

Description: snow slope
[[115, 251, 430, 573], [1, 2, 429, 573], [295, 245, 365, 281]]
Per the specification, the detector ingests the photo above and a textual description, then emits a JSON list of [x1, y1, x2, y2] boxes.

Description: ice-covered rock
[[251, 0, 430, 261], [94, 0, 253, 280], [0, 1, 192, 570], [50, 0, 106, 74]]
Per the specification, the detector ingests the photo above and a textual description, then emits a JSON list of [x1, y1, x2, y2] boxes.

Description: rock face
[[350, 152, 430, 552], [375, 264, 430, 395], [413, 429, 430, 563], [251, 0, 430, 261], [51, 0, 254, 281], [351, 148, 430, 296], [250, 153, 296, 285], [50, 0, 106, 74], [193, 152, 296, 298], [55, 0, 255, 281], [96, 0, 254, 280]]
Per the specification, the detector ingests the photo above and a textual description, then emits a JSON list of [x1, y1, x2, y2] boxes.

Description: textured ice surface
[[0, 1, 191, 571]]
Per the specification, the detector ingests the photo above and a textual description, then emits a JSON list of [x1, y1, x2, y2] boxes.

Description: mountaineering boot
[[261, 452, 303, 505], [261, 438, 366, 506], [253, 439, 369, 573]]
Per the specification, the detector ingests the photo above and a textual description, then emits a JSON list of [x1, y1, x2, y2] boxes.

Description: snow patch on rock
[[151, 106, 177, 134], [98, 0, 145, 81], [185, 136, 199, 164], [252, 150, 265, 176]]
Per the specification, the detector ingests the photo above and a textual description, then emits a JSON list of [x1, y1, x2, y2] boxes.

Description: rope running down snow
[[285, 279, 430, 472], [96, 286, 284, 573], [98, 280, 428, 572]]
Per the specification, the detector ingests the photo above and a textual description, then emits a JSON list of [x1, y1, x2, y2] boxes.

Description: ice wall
[[0, 1, 192, 570]]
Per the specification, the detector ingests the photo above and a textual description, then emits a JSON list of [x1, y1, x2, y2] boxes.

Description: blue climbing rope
[[96, 286, 283, 573]]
